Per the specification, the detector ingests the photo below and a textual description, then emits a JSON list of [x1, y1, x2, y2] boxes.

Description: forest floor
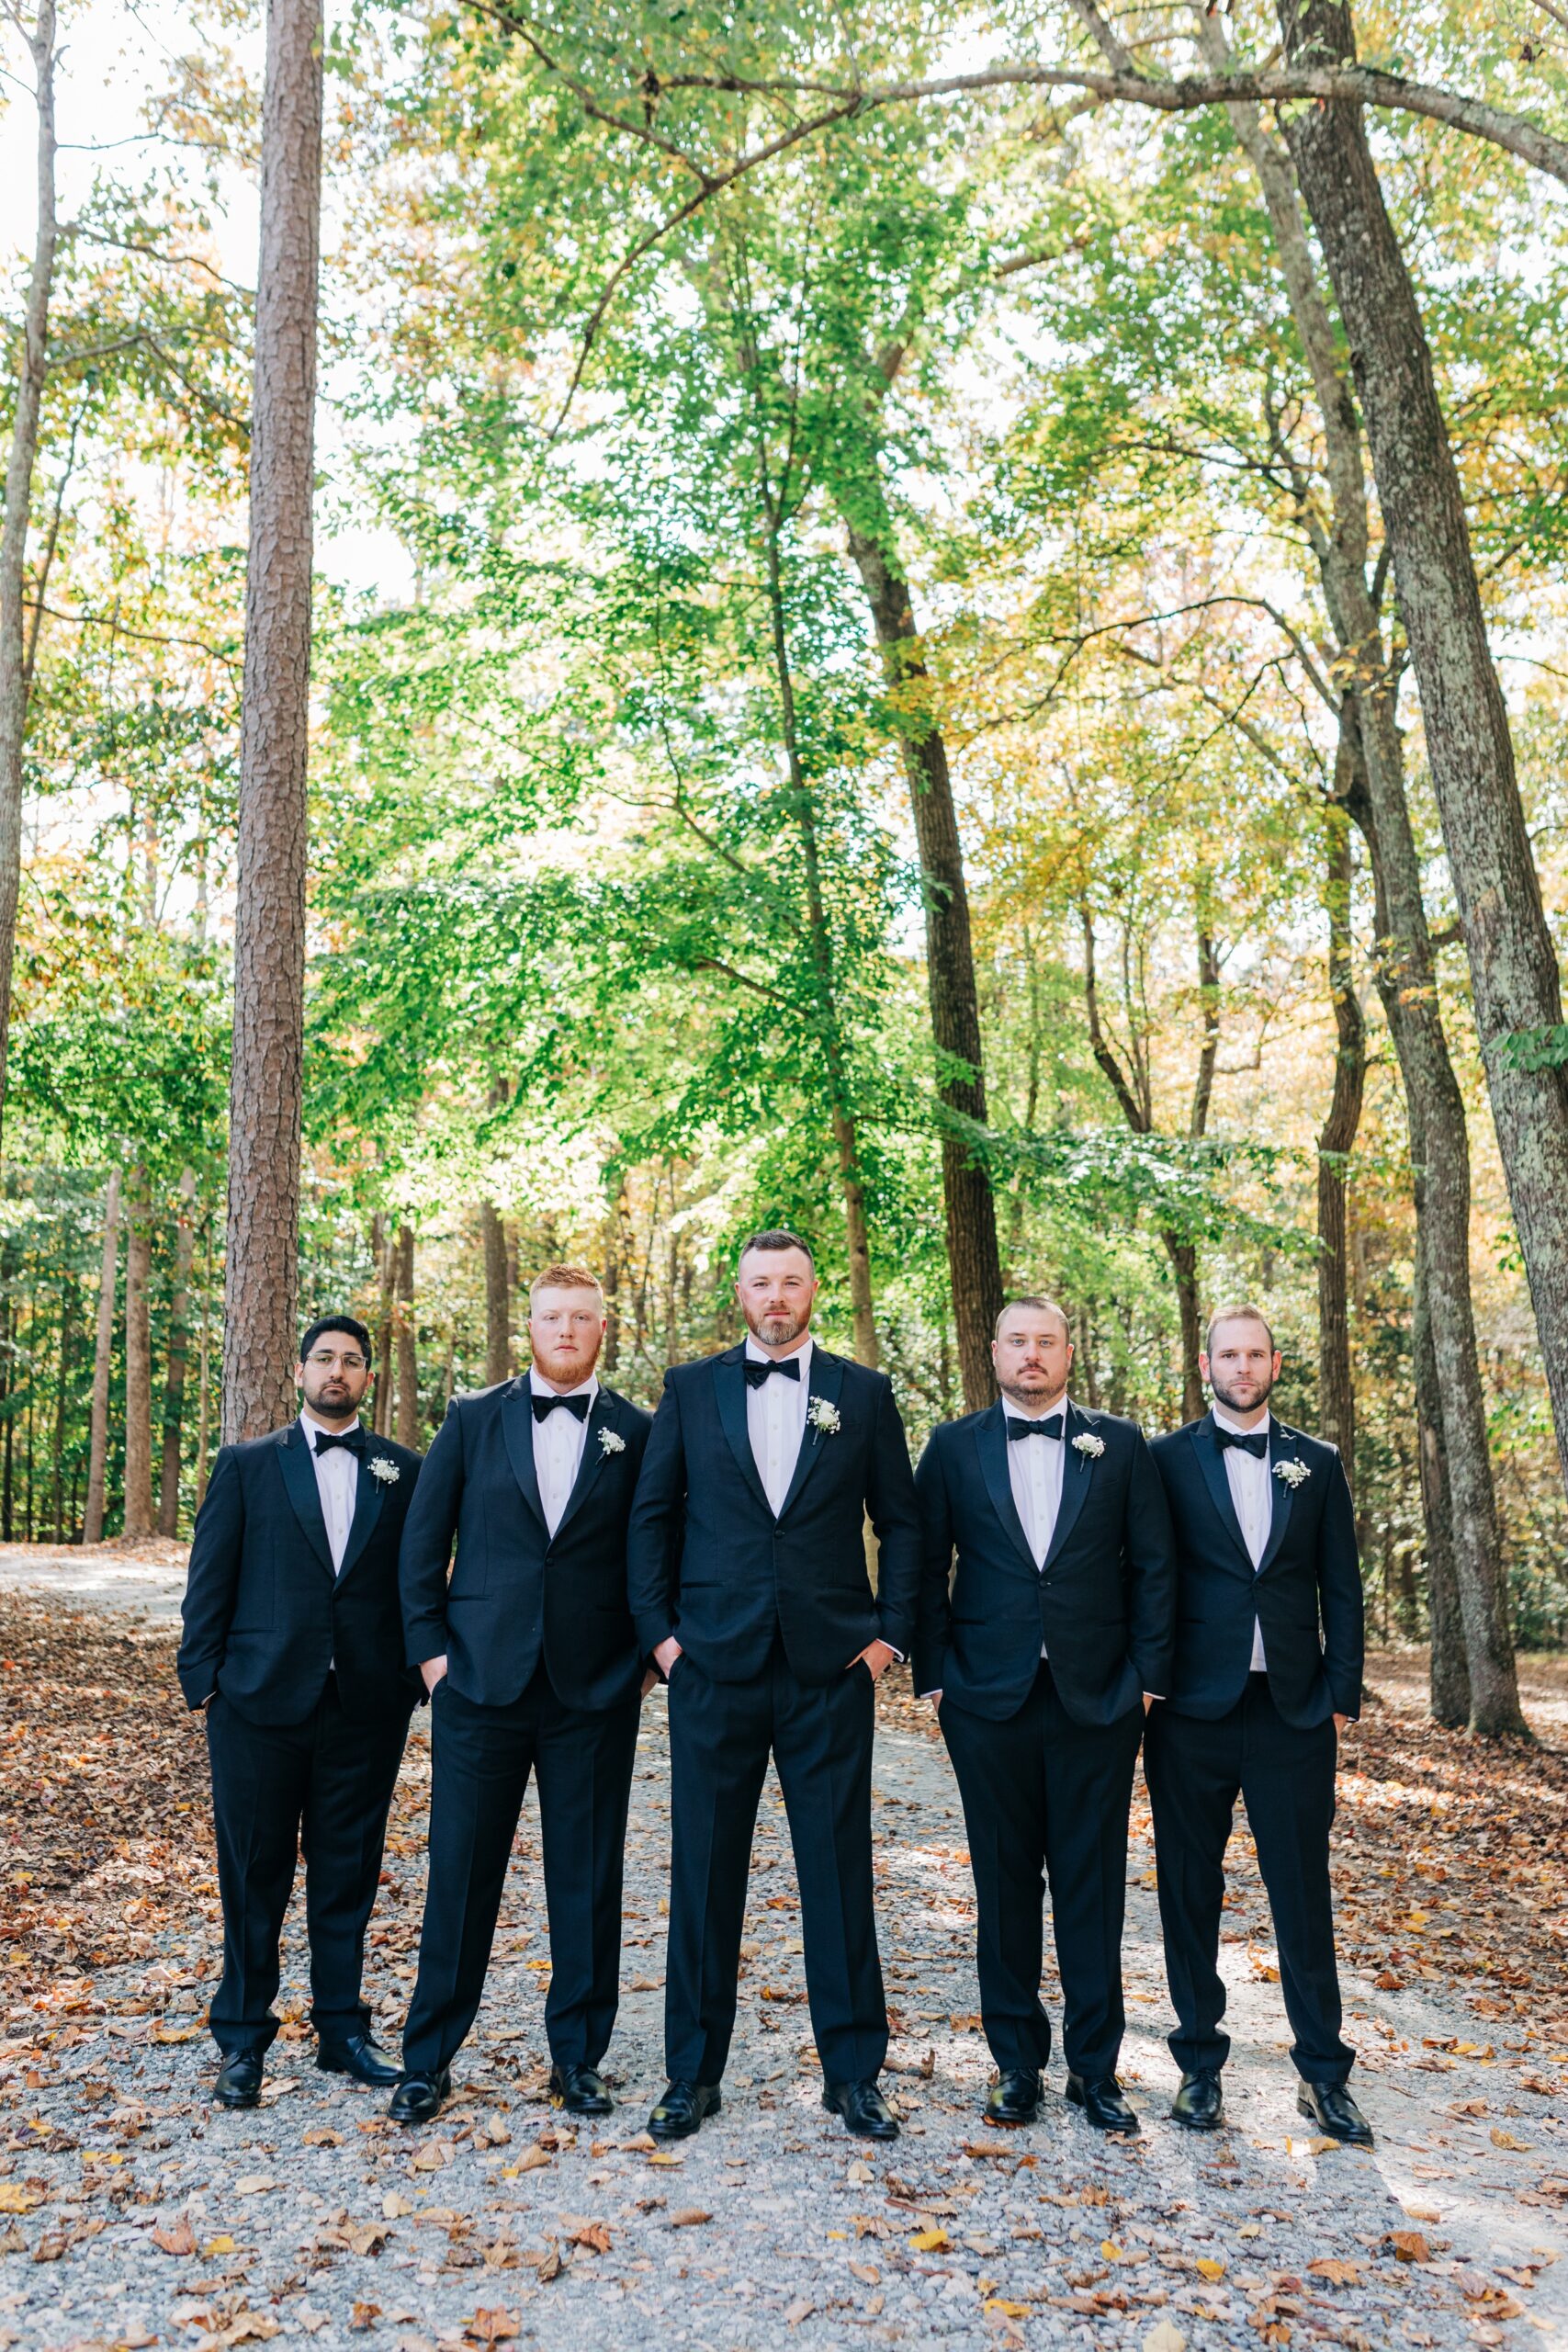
[[0, 1555, 1562, 2352]]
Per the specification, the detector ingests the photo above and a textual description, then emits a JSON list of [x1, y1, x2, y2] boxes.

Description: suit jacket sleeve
[[1123, 1428, 1177, 1699], [399, 1397, 465, 1668], [866, 1377, 921, 1659], [911, 1429, 954, 1699], [626, 1373, 685, 1661], [177, 1444, 243, 1710], [1318, 1445, 1364, 1718]]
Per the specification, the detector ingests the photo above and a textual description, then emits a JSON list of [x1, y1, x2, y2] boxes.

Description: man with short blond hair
[[392, 1266, 654, 2124]]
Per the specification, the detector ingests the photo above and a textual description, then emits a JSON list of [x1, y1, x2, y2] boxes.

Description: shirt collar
[[528, 1365, 598, 1406], [299, 1408, 362, 1450], [744, 1335, 813, 1375], [1212, 1403, 1272, 1439]]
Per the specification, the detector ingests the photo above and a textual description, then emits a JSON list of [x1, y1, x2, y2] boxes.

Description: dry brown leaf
[[152, 2217, 197, 2256], [670, 2209, 712, 2228], [1388, 2231, 1431, 2263]]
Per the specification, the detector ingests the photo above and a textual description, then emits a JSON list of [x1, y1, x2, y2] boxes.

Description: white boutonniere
[[368, 1455, 400, 1486], [807, 1396, 841, 1436], [598, 1427, 626, 1455], [1071, 1431, 1105, 1462], [1273, 1457, 1310, 1489]]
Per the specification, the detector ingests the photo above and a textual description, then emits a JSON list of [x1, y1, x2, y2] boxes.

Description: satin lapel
[[335, 1447, 389, 1582], [501, 1382, 548, 1531], [714, 1349, 773, 1518], [276, 1425, 335, 1577], [552, 1389, 616, 1542], [777, 1348, 844, 1520], [1258, 1421, 1297, 1576], [1042, 1402, 1093, 1569], [1191, 1414, 1257, 1577], [976, 1401, 1036, 1573]]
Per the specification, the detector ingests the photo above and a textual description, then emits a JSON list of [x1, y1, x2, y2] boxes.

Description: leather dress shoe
[[823, 2078, 900, 2140], [389, 2066, 452, 2125], [1297, 2079, 1373, 2146], [1170, 2068, 1225, 2132], [551, 2063, 613, 2117], [1066, 2073, 1140, 2135], [317, 2032, 401, 2088], [648, 2080, 721, 2140], [985, 2069, 1042, 2126], [213, 2050, 264, 2109]]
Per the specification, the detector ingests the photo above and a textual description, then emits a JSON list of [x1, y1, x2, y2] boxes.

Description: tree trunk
[[394, 1223, 418, 1448], [195, 1216, 212, 1513], [479, 1200, 511, 1386], [1414, 1219, 1469, 1727], [121, 1167, 155, 1540], [0, 0, 58, 1159], [1278, 0, 1568, 1521], [1162, 1235, 1204, 1424], [602, 1204, 621, 1374], [50, 1273, 71, 1541], [157, 1167, 197, 1536], [1315, 796, 1365, 1473], [221, 0, 322, 1442], [83, 1168, 119, 1544], [844, 509, 1003, 1403], [369, 1214, 394, 1435]]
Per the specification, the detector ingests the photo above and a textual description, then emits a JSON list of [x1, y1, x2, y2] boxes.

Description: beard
[[998, 1369, 1066, 1413], [742, 1301, 809, 1351], [1210, 1366, 1274, 1417]]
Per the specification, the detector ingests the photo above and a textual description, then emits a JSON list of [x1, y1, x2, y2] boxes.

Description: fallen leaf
[[565, 2220, 611, 2254], [784, 2300, 814, 2327], [1490, 2129, 1531, 2151], [152, 2217, 197, 2256], [670, 2209, 711, 2228], [350, 2306, 380, 2333], [513, 2145, 549, 2174], [1306, 2258, 1361, 2286], [382, 2193, 415, 2219], [411, 2141, 455, 2173], [909, 2228, 950, 2252], [1143, 2325, 1187, 2352], [535, 2247, 562, 2283], [232, 2175, 276, 2196], [463, 2312, 521, 2346], [1388, 2231, 1431, 2263], [1195, 2256, 1224, 2282], [302, 2128, 343, 2148], [0, 2187, 43, 2214]]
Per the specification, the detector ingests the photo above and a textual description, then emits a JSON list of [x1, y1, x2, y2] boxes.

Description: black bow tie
[[1216, 1425, 1269, 1458], [312, 1427, 365, 1456], [1008, 1415, 1064, 1442], [532, 1391, 591, 1422], [744, 1356, 801, 1387]]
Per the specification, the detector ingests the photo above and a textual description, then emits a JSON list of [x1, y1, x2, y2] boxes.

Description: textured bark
[[83, 1168, 120, 1545], [0, 0, 58, 1158], [221, 0, 322, 1442], [479, 1200, 512, 1386], [1277, 0, 1568, 1533], [156, 1168, 197, 1536], [121, 1167, 155, 1540], [394, 1223, 418, 1448], [1315, 798, 1365, 1474], [844, 508, 1003, 1405], [370, 1216, 394, 1437], [1414, 1222, 1469, 1727], [602, 1206, 622, 1374], [50, 1275, 72, 1541], [195, 1219, 212, 1513]]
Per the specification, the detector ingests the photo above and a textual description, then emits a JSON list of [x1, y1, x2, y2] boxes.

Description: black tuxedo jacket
[[1150, 1411, 1363, 1727], [399, 1377, 653, 1713], [626, 1344, 921, 1685], [913, 1398, 1175, 1725], [177, 1422, 423, 1725]]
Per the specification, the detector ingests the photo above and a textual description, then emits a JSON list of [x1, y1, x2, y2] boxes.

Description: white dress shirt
[[530, 1366, 598, 1536], [744, 1336, 812, 1518], [1005, 1396, 1069, 1661], [1213, 1404, 1272, 1670], [300, 1409, 361, 1574]]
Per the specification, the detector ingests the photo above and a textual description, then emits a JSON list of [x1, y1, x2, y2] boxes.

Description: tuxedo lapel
[[336, 1446, 390, 1581], [1042, 1401, 1094, 1569], [276, 1424, 334, 1577], [976, 1401, 1036, 1573], [551, 1388, 618, 1542], [501, 1382, 548, 1532], [778, 1349, 844, 1521], [1258, 1421, 1297, 1576], [1190, 1413, 1257, 1577], [714, 1349, 773, 1518]]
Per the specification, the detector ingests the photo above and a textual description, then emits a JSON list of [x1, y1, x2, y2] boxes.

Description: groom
[[627, 1229, 921, 2142]]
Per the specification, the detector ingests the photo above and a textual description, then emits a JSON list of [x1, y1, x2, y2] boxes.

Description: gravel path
[[0, 1587, 1563, 2352]]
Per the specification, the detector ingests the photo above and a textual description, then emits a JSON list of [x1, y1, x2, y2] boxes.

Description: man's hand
[[925, 1689, 942, 1713], [654, 1637, 682, 1679], [1334, 1712, 1353, 1735], [851, 1640, 897, 1681], [640, 1668, 659, 1698], [1143, 1692, 1156, 1715], [420, 1655, 448, 1694]]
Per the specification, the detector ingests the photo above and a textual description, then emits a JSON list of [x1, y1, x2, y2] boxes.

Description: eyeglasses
[[306, 1350, 367, 1372]]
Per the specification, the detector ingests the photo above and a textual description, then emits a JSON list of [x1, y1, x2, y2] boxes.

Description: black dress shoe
[[213, 2051, 264, 2109], [823, 2078, 900, 2140], [1065, 2073, 1140, 2135], [648, 2080, 721, 2141], [317, 2032, 401, 2088], [1171, 2069, 1225, 2132], [1297, 2079, 1373, 2146], [551, 2063, 613, 2117], [985, 2069, 1042, 2126], [389, 2066, 452, 2125]]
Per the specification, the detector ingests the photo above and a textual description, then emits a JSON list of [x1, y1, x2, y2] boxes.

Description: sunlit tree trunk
[[394, 1223, 418, 1446], [50, 1273, 71, 1541], [479, 1200, 512, 1386], [1315, 796, 1364, 1474], [157, 1167, 197, 1535], [121, 1167, 155, 1539], [84, 1168, 120, 1544]]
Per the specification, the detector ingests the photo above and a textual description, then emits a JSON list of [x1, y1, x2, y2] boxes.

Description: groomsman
[[178, 1316, 423, 2108], [914, 1297, 1175, 2134], [393, 1267, 653, 2123], [627, 1230, 921, 2143], [1146, 1306, 1370, 2143]]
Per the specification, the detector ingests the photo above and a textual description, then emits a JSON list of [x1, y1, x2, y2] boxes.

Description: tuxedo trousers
[[205, 1679, 412, 2056], [940, 1663, 1143, 2082], [401, 1668, 639, 2076], [1144, 1675, 1353, 2084], [665, 1643, 886, 2086]]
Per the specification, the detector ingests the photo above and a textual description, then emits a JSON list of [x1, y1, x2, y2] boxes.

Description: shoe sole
[[1295, 2099, 1372, 2148], [1066, 2095, 1139, 2137], [1170, 2108, 1225, 2132], [316, 2056, 400, 2086], [213, 2089, 260, 2109], [983, 2108, 1039, 2127], [822, 2098, 899, 2139], [649, 2093, 721, 2141]]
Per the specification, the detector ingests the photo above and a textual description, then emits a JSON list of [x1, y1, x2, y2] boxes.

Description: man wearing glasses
[[178, 1315, 423, 2109]]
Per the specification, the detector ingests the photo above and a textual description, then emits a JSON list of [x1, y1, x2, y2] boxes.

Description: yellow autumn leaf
[[203, 2234, 237, 2255], [909, 2228, 950, 2252], [0, 2186, 42, 2213], [1490, 2129, 1530, 2151], [1196, 2256, 1225, 2281], [984, 2302, 1032, 2319]]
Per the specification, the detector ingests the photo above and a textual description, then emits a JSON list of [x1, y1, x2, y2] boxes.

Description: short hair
[[299, 1313, 373, 1364], [1204, 1303, 1276, 1355], [528, 1263, 604, 1306], [737, 1227, 816, 1272], [995, 1295, 1070, 1340]]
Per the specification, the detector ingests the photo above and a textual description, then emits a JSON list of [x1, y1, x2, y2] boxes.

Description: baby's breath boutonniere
[[1070, 1431, 1105, 1465], [368, 1455, 400, 1486], [1273, 1457, 1310, 1490], [807, 1396, 841, 1437], [598, 1427, 626, 1456]]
